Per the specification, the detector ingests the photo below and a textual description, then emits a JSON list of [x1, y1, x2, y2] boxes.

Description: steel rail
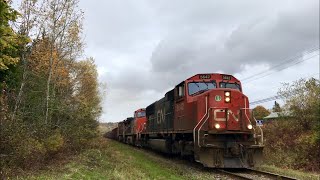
[[246, 168, 298, 180], [218, 168, 298, 180], [217, 169, 253, 180]]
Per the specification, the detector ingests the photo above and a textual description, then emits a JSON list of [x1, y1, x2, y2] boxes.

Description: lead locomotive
[[108, 73, 263, 168]]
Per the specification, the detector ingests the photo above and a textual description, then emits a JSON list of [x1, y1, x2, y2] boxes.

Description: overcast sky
[[78, 0, 319, 122]]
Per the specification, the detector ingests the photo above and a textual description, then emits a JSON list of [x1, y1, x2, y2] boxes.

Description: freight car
[[110, 73, 264, 168], [104, 127, 118, 140]]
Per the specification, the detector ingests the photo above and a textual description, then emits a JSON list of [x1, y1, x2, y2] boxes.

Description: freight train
[[106, 73, 264, 168]]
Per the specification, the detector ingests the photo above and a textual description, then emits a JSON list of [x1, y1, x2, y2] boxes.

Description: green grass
[[10, 138, 319, 180], [14, 139, 188, 180]]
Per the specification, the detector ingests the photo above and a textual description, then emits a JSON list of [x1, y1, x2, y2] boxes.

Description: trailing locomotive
[[117, 109, 147, 145], [108, 73, 264, 168]]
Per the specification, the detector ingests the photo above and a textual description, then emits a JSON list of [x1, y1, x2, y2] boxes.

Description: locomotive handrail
[[242, 107, 258, 144], [193, 96, 208, 147], [244, 98, 260, 145], [197, 106, 229, 147], [253, 116, 264, 145], [193, 97, 223, 147], [193, 95, 226, 147], [240, 107, 264, 145], [197, 108, 211, 147]]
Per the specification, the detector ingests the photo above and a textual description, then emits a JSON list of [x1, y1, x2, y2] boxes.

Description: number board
[[256, 120, 263, 126], [199, 74, 211, 79], [222, 75, 231, 80]]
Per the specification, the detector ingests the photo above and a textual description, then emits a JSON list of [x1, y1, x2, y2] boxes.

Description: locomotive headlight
[[225, 92, 230, 96], [225, 97, 231, 102], [247, 124, 253, 130], [215, 123, 220, 129]]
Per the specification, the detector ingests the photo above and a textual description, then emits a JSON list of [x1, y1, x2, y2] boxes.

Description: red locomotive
[[117, 109, 147, 145], [108, 73, 263, 168]]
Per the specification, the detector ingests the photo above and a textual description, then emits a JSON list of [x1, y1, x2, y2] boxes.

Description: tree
[[0, 0, 102, 174], [272, 101, 282, 112], [0, 0, 20, 71], [262, 78, 320, 171], [279, 78, 320, 130], [253, 105, 270, 119], [11, 0, 39, 121], [63, 58, 101, 149], [34, 0, 84, 124]]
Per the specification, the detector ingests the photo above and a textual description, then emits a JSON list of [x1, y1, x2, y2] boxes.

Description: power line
[[243, 52, 319, 84], [249, 73, 320, 105], [250, 95, 282, 105], [241, 46, 319, 81], [241, 46, 319, 83]]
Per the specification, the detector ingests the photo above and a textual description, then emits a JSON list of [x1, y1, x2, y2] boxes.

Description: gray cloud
[[150, 1, 319, 76], [79, 0, 319, 122]]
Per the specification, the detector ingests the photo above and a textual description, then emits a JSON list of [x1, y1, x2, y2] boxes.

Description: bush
[[263, 78, 320, 172], [263, 119, 320, 171], [44, 131, 64, 154], [0, 120, 46, 170]]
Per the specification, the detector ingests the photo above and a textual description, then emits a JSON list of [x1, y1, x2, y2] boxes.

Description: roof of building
[[263, 112, 279, 119], [263, 111, 291, 119]]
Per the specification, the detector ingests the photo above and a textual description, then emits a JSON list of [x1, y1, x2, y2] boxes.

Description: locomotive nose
[[209, 89, 251, 132]]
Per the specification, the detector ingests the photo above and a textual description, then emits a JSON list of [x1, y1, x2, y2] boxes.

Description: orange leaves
[[253, 105, 270, 119], [28, 38, 71, 88]]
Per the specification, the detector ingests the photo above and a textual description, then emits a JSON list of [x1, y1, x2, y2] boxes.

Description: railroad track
[[217, 168, 298, 180]]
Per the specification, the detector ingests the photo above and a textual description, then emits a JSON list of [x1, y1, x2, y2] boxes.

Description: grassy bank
[[16, 139, 181, 179], [14, 138, 226, 180], [10, 137, 319, 180]]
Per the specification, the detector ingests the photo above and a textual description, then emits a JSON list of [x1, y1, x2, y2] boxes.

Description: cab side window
[[178, 84, 185, 97]]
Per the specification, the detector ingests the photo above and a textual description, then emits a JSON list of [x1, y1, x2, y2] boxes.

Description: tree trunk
[[45, 45, 54, 124], [12, 54, 27, 122]]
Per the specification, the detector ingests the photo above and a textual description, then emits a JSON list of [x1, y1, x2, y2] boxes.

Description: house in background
[[263, 111, 292, 121]]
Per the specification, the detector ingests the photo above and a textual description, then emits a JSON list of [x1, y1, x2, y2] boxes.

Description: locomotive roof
[[134, 108, 146, 112], [186, 73, 240, 82]]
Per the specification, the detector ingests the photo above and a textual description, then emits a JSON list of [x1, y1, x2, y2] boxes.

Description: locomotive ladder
[[193, 96, 208, 148], [193, 96, 216, 148], [252, 116, 264, 145]]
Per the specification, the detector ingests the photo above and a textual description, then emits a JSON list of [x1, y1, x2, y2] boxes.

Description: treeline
[[0, 0, 101, 175], [261, 78, 320, 171]]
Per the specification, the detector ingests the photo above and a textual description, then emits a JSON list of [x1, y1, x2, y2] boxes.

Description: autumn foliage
[[253, 105, 270, 119], [263, 78, 320, 172], [0, 0, 101, 176]]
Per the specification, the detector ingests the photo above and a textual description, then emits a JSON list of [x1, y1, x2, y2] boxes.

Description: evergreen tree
[[272, 101, 281, 112]]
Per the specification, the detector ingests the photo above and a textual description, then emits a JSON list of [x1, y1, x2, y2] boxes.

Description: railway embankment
[[14, 137, 319, 180], [15, 138, 225, 179]]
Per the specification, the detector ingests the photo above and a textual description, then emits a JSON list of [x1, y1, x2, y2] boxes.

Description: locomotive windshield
[[219, 82, 241, 91], [188, 81, 217, 95], [136, 111, 146, 118]]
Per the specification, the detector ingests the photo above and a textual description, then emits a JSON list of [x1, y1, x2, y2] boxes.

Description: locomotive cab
[[134, 108, 147, 134], [174, 74, 253, 133], [131, 108, 147, 146]]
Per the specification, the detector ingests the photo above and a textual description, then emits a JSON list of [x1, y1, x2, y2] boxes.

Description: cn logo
[[213, 109, 239, 121], [157, 109, 165, 124]]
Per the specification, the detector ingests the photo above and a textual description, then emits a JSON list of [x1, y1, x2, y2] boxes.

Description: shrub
[[263, 118, 320, 171], [44, 131, 64, 154]]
